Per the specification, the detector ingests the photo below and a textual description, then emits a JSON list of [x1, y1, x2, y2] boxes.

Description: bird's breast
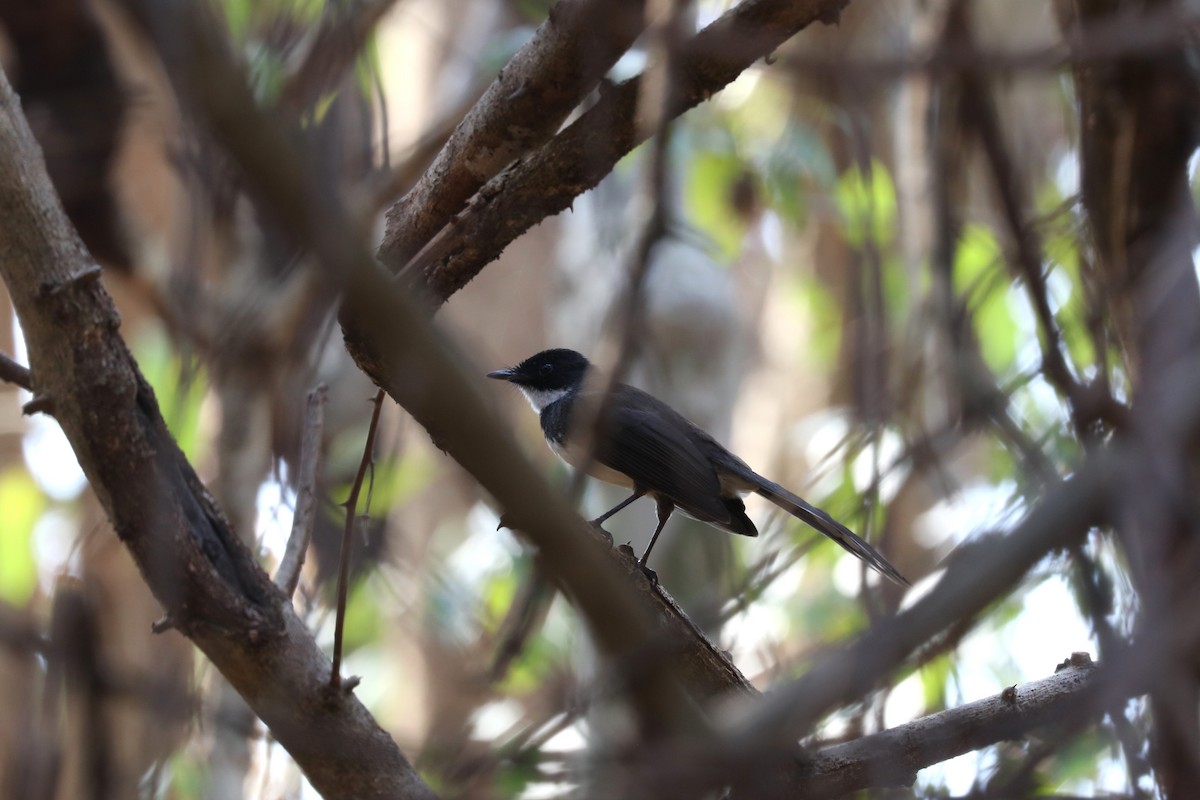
[[548, 438, 636, 488]]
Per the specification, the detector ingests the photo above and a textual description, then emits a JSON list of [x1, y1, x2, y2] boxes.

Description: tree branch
[[275, 384, 327, 597], [377, 0, 650, 270], [1062, 2, 1200, 795], [402, 0, 851, 304], [118, 0, 740, 738], [0, 65, 436, 800], [0, 351, 32, 391], [797, 659, 1105, 796]]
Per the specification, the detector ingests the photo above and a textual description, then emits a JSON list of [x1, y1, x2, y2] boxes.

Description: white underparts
[[549, 438, 636, 488], [517, 386, 570, 412]]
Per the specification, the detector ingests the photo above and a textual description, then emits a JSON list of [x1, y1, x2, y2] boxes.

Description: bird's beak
[[486, 368, 515, 381]]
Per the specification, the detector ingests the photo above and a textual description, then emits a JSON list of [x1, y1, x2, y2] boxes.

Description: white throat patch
[[517, 386, 570, 412]]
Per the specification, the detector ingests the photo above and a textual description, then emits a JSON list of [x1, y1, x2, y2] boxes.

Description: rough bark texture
[[797, 661, 1105, 796], [396, 0, 852, 305], [0, 67, 436, 800], [378, 0, 649, 270]]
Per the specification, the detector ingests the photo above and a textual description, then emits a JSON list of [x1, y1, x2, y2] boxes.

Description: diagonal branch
[[0, 65, 436, 800], [797, 658, 1111, 796], [403, 0, 851, 304], [118, 0, 737, 738], [377, 0, 650, 270]]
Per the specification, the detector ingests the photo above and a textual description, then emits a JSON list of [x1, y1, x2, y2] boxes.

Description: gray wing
[[594, 386, 732, 524]]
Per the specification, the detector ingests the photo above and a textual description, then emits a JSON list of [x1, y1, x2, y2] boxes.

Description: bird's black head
[[487, 348, 590, 392]]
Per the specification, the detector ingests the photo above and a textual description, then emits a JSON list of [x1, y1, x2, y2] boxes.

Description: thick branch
[[377, 0, 649, 270], [799, 660, 1105, 796], [0, 67, 435, 800], [120, 0, 748, 734], [404, 0, 850, 304]]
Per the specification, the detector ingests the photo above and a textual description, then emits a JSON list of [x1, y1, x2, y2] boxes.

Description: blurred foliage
[[325, 443, 435, 521], [685, 147, 750, 260], [164, 751, 210, 799], [835, 159, 896, 249], [785, 274, 841, 367], [216, 0, 323, 41], [343, 577, 384, 653], [954, 223, 1019, 377], [135, 332, 209, 463], [0, 468, 44, 604]]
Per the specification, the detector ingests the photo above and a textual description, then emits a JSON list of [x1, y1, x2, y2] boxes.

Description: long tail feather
[[753, 477, 910, 587]]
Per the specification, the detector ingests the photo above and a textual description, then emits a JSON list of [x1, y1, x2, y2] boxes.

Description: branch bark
[[0, 66, 436, 800], [377, 0, 649, 270], [798, 659, 1106, 797], [393, 0, 852, 304], [1062, 2, 1200, 795], [118, 0, 738, 739]]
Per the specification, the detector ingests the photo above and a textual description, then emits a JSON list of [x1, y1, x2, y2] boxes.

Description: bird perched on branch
[[488, 348, 908, 586]]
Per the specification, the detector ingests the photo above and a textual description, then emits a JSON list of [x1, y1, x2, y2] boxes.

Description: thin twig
[[953, 8, 1089, 428], [329, 387, 385, 688], [0, 351, 32, 390], [275, 383, 328, 597]]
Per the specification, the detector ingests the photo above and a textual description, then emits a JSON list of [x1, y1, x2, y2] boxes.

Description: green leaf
[[684, 150, 748, 261], [166, 751, 209, 799], [834, 160, 896, 247], [0, 469, 44, 604], [328, 448, 436, 519], [134, 333, 208, 462], [1049, 728, 1115, 787], [954, 224, 1019, 376], [786, 275, 841, 368], [953, 223, 1003, 296], [1046, 224, 1097, 374], [341, 578, 381, 653], [920, 655, 954, 712]]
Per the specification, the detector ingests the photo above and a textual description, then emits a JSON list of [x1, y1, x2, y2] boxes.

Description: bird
[[488, 348, 909, 586]]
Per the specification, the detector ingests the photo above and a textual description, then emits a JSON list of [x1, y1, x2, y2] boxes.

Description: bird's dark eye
[[539, 363, 554, 376]]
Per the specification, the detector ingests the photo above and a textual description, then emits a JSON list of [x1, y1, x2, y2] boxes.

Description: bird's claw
[[589, 522, 614, 544], [637, 561, 658, 586]]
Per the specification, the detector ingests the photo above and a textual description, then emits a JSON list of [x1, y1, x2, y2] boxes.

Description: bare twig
[[952, 9, 1087, 425], [0, 351, 32, 390], [275, 384, 328, 597], [330, 388, 384, 688]]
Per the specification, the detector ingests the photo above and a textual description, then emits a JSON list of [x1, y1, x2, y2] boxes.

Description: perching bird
[[488, 348, 908, 586]]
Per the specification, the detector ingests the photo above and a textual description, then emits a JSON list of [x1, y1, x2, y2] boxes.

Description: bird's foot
[[636, 560, 659, 586], [588, 521, 614, 545]]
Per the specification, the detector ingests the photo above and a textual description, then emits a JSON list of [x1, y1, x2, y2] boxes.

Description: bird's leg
[[590, 488, 646, 540], [637, 497, 675, 584]]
